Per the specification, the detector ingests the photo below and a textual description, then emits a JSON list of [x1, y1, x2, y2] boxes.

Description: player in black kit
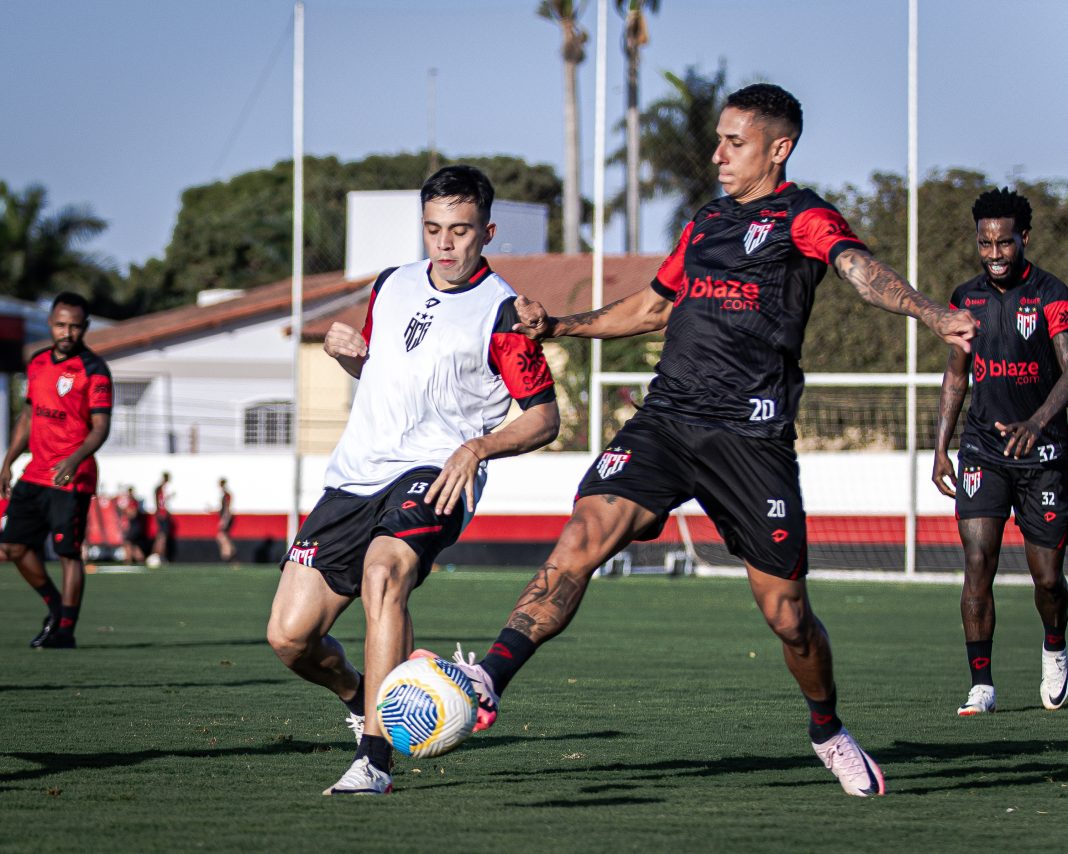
[[933, 188, 1068, 716], [439, 83, 978, 798]]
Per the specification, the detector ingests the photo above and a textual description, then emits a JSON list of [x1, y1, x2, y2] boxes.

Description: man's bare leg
[[267, 561, 361, 701]]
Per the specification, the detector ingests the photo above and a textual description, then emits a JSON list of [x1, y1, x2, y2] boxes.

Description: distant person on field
[[933, 188, 1068, 716], [443, 83, 978, 799], [149, 471, 172, 566], [266, 165, 560, 796], [119, 486, 146, 565], [0, 292, 112, 649], [217, 478, 237, 564]]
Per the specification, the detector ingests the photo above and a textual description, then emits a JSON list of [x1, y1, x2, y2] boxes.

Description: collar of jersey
[[424, 258, 492, 294], [724, 181, 796, 211], [983, 261, 1033, 293]]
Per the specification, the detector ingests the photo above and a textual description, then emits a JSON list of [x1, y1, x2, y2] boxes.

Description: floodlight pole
[[289, 0, 305, 544], [589, 0, 608, 455], [905, 0, 919, 577]]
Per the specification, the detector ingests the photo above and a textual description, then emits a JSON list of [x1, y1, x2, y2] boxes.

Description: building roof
[[45, 271, 374, 360], [300, 254, 664, 341]]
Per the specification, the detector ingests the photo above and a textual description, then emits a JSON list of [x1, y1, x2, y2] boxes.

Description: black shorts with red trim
[[280, 468, 464, 597], [956, 456, 1068, 549], [577, 409, 808, 579], [0, 480, 92, 558]]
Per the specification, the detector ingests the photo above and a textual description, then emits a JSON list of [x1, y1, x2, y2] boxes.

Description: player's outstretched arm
[[424, 401, 561, 517], [835, 248, 978, 353], [513, 288, 672, 341], [932, 345, 971, 498], [995, 331, 1068, 460], [52, 412, 111, 487], [322, 321, 368, 378], [0, 408, 31, 499]]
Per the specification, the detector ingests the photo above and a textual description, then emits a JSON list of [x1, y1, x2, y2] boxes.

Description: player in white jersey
[[266, 166, 560, 795]]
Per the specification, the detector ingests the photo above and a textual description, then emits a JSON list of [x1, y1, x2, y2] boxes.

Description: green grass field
[[1, 564, 1066, 853]]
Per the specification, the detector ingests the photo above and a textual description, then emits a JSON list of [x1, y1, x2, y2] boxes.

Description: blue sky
[[5, 0, 1068, 271]]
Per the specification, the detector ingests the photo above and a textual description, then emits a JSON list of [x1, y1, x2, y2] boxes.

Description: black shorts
[[156, 515, 172, 536], [280, 468, 465, 597], [956, 457, 1068, 549], [0, 480, 92, 558], [578, 409, 807, 579]]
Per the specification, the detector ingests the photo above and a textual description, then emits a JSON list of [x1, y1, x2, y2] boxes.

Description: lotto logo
[[288, 542, 318, 567]]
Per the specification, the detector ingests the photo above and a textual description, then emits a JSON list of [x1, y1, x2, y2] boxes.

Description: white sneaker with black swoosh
[[1041, 647, 1068, 710], [957, 683, 996, 716]]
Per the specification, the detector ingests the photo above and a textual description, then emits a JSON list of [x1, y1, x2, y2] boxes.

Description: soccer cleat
[[956, 684, 996, 716], [1041, 647, 1068, 710], [37, 631, 76, 650], [450, 644, 499, 732], [322, 755, 392, 796], [812, 728, 885, 797], [29, 612, 59, 648], [345, 712, 364, 741]]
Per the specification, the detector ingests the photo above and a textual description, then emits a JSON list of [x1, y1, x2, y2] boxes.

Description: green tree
[[128, 152, 566, 311], [610, 63, 728, 242], [538, 0, 588, 254], [0, 181, 114, 303], [615, 0, 660, 253]]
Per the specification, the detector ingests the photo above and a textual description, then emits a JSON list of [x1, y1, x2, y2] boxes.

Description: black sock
[[33, 580, 61, 615], [805, 688, 843, 744], [342, 678, 365, 717], [59, 604, 80, 635], [355, 734, 391, 773], [966, 640, 993, 686], [480, 628, 538, 695], [1044, 625, 1066, 652]]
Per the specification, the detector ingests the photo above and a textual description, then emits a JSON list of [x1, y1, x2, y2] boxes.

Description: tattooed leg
[[503, 494, 657, 644]]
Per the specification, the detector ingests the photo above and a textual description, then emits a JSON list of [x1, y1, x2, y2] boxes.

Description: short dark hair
[[972, 187, 1032, 232], [420, 165, 495, 222], [51, 291, 90, 317], [726, 83, 803, 142]]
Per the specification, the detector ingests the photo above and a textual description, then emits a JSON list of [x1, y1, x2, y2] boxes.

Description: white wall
[[90, 450, 958, 517]]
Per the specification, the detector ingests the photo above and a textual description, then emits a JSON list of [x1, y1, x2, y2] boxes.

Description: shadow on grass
[[0, 678, 290, 693], [46, 634, 476, 651]]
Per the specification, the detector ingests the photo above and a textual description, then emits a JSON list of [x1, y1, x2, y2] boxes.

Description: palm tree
[[613, 63, 728, 241], [0, 181, 111, 302], [538, 0, 588, 254], [615, 0, 660, 253]]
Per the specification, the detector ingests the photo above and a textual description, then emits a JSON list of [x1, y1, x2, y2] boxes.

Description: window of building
[[111, 380, 152, 449], [243, 400, 292, 447]]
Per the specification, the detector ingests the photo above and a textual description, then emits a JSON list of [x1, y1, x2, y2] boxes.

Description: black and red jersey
[[22, 346, 112, 494], [951, 263, 1068, 468], [647, 182, 867, 438]]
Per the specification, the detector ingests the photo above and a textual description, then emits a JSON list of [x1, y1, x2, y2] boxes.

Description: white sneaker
[[956, 684, 996, 716], [322, 755, 392, 796], [451, 644, 499, 732], [812, 728, 885, 797], [1041, 647, 1068, 710], [345, 711, 365, 741]]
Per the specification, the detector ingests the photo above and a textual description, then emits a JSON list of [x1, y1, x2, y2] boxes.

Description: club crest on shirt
[[961, 466, 982, 498], [596, 446, 632, 479], [404, 297, 440, 352], [744, 220, 775, 254], [56, 374, 75, 397], [1017, 305, 1038, 340]]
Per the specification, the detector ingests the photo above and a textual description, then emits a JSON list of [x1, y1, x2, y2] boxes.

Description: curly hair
[[972, 187, 1032, 232], [725, 83, 803, 142]]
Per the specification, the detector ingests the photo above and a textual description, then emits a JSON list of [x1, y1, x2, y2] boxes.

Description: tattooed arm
[[995, 331, 1068, 460], [512, 288, 673, 341], [835, 248, 977, 352], [932, 344, 971, 498]]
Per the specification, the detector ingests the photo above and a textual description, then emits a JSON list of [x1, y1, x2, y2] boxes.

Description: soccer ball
[[145, 553, 162, 568], [375, 656, 478, 758]]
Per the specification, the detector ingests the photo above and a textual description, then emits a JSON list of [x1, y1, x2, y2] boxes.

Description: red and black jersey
[[21, 345, 112, 494], [648, 182, 867, 438], [951, 263, 1068, 468]]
